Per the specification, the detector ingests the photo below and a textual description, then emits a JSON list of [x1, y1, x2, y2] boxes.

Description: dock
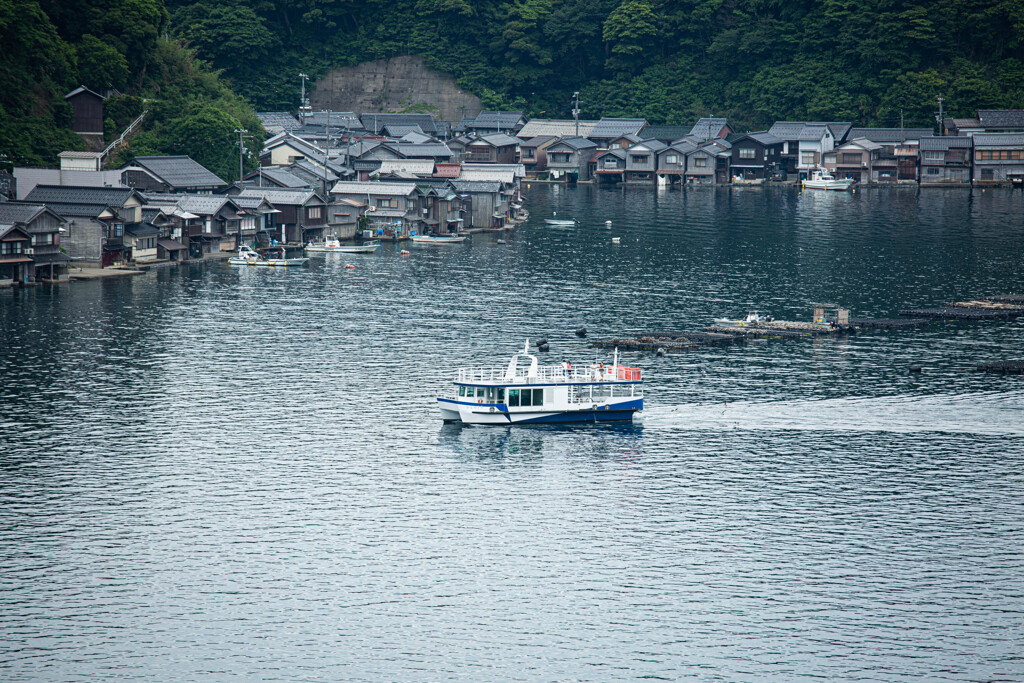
[[899, 295, 1024, 320], [976, 360, 1024, 375]]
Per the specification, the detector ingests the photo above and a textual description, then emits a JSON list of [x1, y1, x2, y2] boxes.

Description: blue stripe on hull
[[514, 409, 638, 424]]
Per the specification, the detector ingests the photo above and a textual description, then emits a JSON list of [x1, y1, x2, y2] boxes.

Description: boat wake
[[643, 390, 1024, 436]]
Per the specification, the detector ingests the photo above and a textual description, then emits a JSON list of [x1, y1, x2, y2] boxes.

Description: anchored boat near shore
[[437, 341, 643, 425], [228, 245, 309, 267], [803, 167, 855, 191], [305, 234, 382, 253]]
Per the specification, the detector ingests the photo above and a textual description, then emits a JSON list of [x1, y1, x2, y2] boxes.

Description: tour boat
[[544, 218, 578, 226], [713, 311, 770, 327], [228, 245, 309, 267], [411, 235, 467, 244], [306, 235, 381, 253], [437, 341, 643, 425], [803, 168, 855, 191]]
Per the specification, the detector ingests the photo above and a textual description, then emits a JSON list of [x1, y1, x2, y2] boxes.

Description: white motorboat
[[228, 245, 309, 267], [306, 235, 381, 253], [544, 218, 578, 226], [437, 341, 643, 425], [803, 167, 855, 191], [411, 235, 467, 244], [713, 311, 770, 327]]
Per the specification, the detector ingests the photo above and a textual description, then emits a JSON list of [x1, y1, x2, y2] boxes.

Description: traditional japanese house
[[0, 202, 70, 281], [846, 128, 933, 183], [624, 140, 666, 183], [518, 136, 558, 176], [654, 142, 693, 186], [463, 134, 520, 164], [730, 133, 784, 182], [232, 188, 328, 244], [329, 181, 421, 238], [121, 155, 226, 194], [918, 136, 972, 184], [0, 224, 32, 286], [971, 133, 1024, 184], [588, 118, 648, 149], [822, 138, 882, 182], [593, 149, 626, 183], [545, 137, 598, 182]]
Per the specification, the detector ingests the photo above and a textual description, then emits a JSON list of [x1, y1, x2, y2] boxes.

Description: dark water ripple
[[1, 185, 1023, 681]]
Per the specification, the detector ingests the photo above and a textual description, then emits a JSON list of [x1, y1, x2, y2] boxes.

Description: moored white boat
[[437, 341, 643, 425], [411, 235, 467, 244], [228, 245, 309, 267], [803, 167, 855, 191], [713, 310, 769, 327], [306, 235, 381, 253], [544, 218, 578, 226]]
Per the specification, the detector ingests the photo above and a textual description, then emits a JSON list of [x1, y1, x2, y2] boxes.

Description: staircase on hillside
[[100, 110, 148, 167]]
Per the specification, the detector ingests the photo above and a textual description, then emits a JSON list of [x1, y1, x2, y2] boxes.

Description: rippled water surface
[[2, 185, 1024, 681]]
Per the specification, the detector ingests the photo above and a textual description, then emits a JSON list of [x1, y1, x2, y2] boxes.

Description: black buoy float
[[538, 343, 550, 352], [575, 328, 587, 337], [909, 365, 922, 373], [535, 338, 548, 347], [656, 347, 666, 357]]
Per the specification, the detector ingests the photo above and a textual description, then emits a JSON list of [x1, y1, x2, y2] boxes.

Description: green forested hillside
[[4, 0, 1024, 172], [165, 0, 1024, 129], [0, 0, 263, 178]]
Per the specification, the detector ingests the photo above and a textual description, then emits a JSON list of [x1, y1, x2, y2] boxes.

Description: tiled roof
[[977, 110, 1024, 128], [360, 113, 439, 136], [469, 111, 525, 129], [125, 222, 160, 236], [629, 139, 667, 152], [665, 141, 697, 154], [302, 111, 361, 128], [840, 137, 883, 151], [257, 112, 301, 131], [0, 202, 47, 224], [640, 125, 692, 142], [376, 159, 436, 177], [258, 167, 312, 188], [688, 117, 730, 141], [25, 185, 138, 207], [946, 117, 981, 128], [133, 156, 226, 188], [452, 180, 502, 193], [743, 132, 784, 145], [794, 124, 831, 141], [550, 136, 597, 150], [329, 181, 418, 196], [847, 128, 934, 142], [289, 160, 339, 183], [517, 119, 599, 138], [433, 163, 461, 178], [519, 135, 558, 148], [972, 133, 1024, 146], [383, 124, 424, 137], [237, 188, 321, 205], [477, 133, 521, 147], [64, 85, 104, 100], [596, 149, 627, 159], [173, 195, 239, 215], [58, 151, 103, 159], [589, 117, 648, 139], [919, 136, 972, 150], [388, 142, 453, 158]]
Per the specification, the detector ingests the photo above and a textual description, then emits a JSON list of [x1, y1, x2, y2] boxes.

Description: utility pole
[[299, 73, 310, 123], [234, 128, 248, 183], [899, 108, 905, 143], [572, 91, 580, 137], [936, 95, 945, 135]]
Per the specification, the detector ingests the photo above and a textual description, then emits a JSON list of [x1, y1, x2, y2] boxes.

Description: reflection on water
[[1, 185, 1024, 681]]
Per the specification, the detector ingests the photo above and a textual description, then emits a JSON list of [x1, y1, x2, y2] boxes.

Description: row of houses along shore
[[3, 99, 1024, 287]]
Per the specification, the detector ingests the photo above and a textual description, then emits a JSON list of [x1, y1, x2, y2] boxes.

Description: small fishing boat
[[437, 341, 643, 425], [544, 218, 578, 226], [306, 235, 381, 253], [411, 234, 467, 244], [713, 311, 770, 327], [803, 167, 854, 191], [228, 245, 309, 267]]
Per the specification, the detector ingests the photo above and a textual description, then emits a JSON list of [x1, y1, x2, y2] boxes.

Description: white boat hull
[[438, 398, 642, 425], [306, 245, 381, 253], [544, 219, 577, 226], [411, 236, 467, 244], [229, 257, 309, 266], [803, 179, 854, 191]]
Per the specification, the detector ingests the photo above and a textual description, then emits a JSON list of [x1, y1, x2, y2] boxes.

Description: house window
[[604, 159, 621, 169], [924, 151, 944, 161], [841, 153, 861, 164], [308, 207, 322, 219], [1, 242, 23, 255], [30, 233, 54, 246], [976, 149, 1024, 160], [630, 155, 649, 164], [112, 224, 124, 237], [928, 167, 940, 175], [694, 157, 708, 167], [739, 148, 756, 159], [801, 152, 816, 166], [665, 154, 678, 164], [376, 198, 396, 208], [549, 153, 570, 163], [981, 169, 994, 179], [522, 149, 535, 159]]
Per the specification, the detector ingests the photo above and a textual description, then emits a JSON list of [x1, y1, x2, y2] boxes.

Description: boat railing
[[454, 364, 641, 384]]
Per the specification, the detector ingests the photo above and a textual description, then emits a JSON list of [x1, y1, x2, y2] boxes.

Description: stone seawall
[[310, 55, 482, 122]]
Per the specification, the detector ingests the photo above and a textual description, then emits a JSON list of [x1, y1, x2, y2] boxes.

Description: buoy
[[909, 365, 922, 373], [612, 237, 621, 243], [400, 249, 410, 255], [605, 220, 612, 225], [575, 328, 587, 337], [497, 238, 506, 244], [344, 263, 355, 269], [535, 338, 548, 347], [656, 347, 666, 357], [538, 343, 549, 352]]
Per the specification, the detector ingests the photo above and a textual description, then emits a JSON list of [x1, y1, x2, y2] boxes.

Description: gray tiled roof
[[452, 180, 502, 193], [25, 185, 139, 207], [689, 117, 730, 141], [589, 118, 648, 139], [361, 113, 439, 136], [173, 195, 239, 215], [125, 222, 160, 236], [237, 188, 321, 205], [302, 111, 361, 128], [847, 128, 934, 142], [519, 135, 558, 148], [977, 110, 1024, 129], [477, 133, 521, 147], [0, 202, 47, 224], [640, 125, 693, 142], [919, 136, 973, 150], [972, 133, 1024, 146], [469, 111, 525, 129], [258, 167, 312, 188], [744, 132, 784, 145], [382, 124, 424, 137], [257, 112, 301, 131], [388, 142, 453, 158], [550, 136, 597, 150], [629, 139, 667, 152], [133, 156, 226, 188], [517, 119, 599, 138], [596, 149, 627, 159], [329, 181, 418, 196], [794, 124, 830, 141]]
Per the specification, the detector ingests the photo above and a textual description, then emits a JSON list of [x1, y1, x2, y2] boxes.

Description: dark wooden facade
[[65, 87, 105, 134]]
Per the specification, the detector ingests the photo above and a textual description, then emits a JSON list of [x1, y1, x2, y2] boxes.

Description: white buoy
[[605, 220, 612, 225], [612, 237, 621, 243]]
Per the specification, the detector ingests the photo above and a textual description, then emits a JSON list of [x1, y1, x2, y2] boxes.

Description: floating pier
[[899, 295, 1024, 320], [591, 331, 738, 352], [851, 317, 929, 329], [976, 360, 1024, 375]]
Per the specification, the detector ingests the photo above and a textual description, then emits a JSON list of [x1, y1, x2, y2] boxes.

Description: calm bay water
[[2, 184, 1023, 681]]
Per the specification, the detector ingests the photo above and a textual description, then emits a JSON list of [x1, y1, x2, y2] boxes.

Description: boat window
[[497, 388, 505, 402], [508, 389, 520, 407], [533, 389, 543, 405], [459, 386, 466, 397], [476, 387, 485, 398], [520, 390, 533, 407], [487, 388, 496, 401]]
